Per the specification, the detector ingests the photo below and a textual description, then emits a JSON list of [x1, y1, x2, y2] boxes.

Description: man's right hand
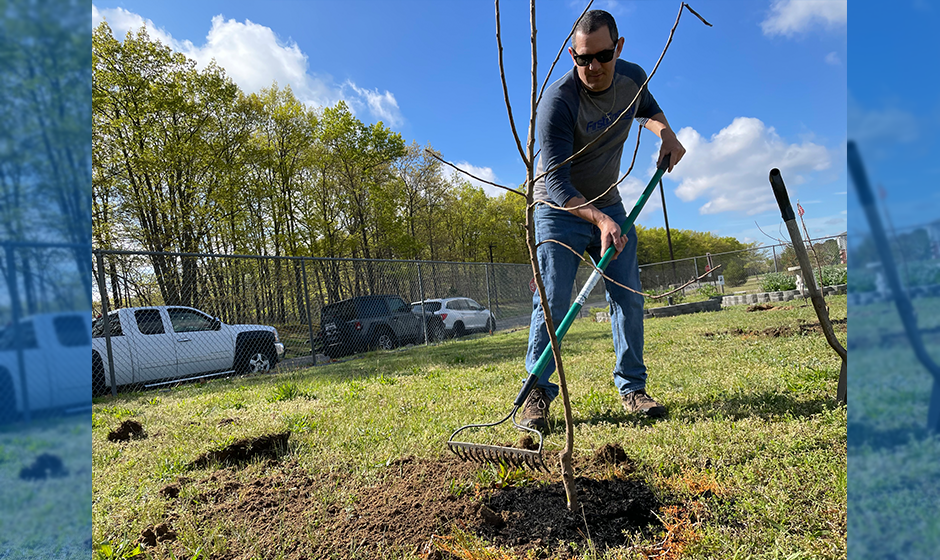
[[598, 216, 627, 258], [564, 196, 628, 259]]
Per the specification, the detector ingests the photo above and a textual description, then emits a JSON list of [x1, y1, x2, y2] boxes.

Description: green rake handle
[[514, 153, 671, 407]]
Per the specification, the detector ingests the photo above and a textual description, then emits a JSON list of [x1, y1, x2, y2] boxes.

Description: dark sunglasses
[[571, 46, 617, 67]]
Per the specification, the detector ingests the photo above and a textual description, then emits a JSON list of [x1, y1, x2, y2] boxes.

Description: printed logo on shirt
[[586, 106, 635, 134]]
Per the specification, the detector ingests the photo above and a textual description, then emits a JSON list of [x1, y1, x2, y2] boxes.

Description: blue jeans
[[525, 202, 647, 401]]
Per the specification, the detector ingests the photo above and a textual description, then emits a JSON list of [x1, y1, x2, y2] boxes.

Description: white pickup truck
[[91, 306, 285, 396], [0, 312, 92, 422]]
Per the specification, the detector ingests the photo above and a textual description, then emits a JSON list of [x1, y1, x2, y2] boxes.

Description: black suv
[[316, 295, 423, 359]]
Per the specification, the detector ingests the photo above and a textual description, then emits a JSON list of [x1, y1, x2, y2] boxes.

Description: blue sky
[[92, 0, 849, 245], [847, 0, 940, 241]]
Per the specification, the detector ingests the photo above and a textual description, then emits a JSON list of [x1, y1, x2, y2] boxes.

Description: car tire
[[486, 317, 496, 333], [452, 321, 466, 338], [375, 329, 397, 351], [0, 370, 17, 424], [92, 353, 109, 397], [245, 350, 274, 374], [427, 320, 445, 342]]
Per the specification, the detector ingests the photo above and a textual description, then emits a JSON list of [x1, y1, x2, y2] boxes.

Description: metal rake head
[[447, 440, 549, 472]]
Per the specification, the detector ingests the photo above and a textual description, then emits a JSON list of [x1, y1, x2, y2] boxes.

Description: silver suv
[[411, 297, 495, 339]]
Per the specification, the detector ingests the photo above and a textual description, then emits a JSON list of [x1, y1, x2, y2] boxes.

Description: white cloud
[[450, 162, 506, 198], [824, 51, 841, 65], [617, 176, 662, 223], [92, 5, 403, 126], [665, 117, 832, 216], [848, 94, 918, 146], [761, 0, 847, 37]]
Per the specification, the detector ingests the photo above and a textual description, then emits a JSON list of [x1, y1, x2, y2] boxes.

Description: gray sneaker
[[518, 387, 550, 432], [621, 390, 667, 418]]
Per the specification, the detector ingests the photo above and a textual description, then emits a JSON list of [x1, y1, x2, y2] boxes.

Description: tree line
[[93, 22, 773, 305]]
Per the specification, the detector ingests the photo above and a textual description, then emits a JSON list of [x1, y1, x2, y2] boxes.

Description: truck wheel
[[0, 370, 17, 424], [92, 353, 108, 397], [375, 329, 397, 351], [245, 350, 274, 374]]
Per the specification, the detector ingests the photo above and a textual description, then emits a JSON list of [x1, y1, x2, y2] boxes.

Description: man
[[521, 10, 685, 431]]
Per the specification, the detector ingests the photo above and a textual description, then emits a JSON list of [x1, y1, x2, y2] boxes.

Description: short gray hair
[[573, 10, 618, 45]]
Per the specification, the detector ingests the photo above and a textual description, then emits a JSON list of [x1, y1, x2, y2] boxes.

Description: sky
[[91, 0, 850, 246], [847, 1, 940, 242]]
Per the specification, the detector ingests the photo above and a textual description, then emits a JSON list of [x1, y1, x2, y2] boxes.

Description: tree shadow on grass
[[677, 390, 839, 422]]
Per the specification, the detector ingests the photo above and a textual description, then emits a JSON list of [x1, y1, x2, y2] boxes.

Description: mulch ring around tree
[[147, 442, 665, 560]]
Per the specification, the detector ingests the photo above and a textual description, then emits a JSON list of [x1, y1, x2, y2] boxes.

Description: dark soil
[[188, 431, 291, 469], [19, 452, 68, 480], [148, 440, 664, 559], [107, 420, 146, 442], [703, 317, 846, 339]]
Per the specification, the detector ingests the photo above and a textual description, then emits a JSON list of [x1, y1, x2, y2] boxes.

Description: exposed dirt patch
[[703, 317, 846, 339], [19, 453, 68, 480], [746, 303, 774, 312], [152, 449, 664, 559], [188, 431, 290, 469], [107, 420, 145, 442]]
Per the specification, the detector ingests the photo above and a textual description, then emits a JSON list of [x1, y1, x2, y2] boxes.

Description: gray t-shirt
[[533, 59, 662, 208]]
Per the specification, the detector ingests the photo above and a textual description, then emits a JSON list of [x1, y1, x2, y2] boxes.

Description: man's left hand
[[657, 130, 685, 173]]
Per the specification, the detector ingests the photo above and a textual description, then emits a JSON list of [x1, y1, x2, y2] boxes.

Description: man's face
[[569, 27, 624, 92]]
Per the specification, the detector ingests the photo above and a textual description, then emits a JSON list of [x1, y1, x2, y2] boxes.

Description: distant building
[[837, 231, 848, 264]]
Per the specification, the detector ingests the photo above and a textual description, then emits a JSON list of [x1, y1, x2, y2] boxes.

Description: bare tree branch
[[755, 220, 789, 246], [535, 2, 710, 185], [535, 0, 594, 109], [531, 123, 643, 212], [423, 149, 523, 197], [496, 0, 528, 164], [536, 238, 720, 298]]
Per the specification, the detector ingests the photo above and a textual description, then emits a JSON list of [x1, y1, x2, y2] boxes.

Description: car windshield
[[321, 300, 356, 323], [413, 301, 441, 313]]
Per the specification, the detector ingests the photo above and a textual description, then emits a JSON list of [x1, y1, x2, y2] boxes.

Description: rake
[[448, 154, 672, 471]]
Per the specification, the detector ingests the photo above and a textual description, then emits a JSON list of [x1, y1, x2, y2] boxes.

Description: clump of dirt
[[152, 450, 663, 559], [107, 420, 145, 442], [139, 522, 177, 547], [516, 434, 538, 451], [188, 431, 290, 469], [746, 303, 774, 312], [19, 453, 68, 480], [594, 443, 628, 465], [217, 417, 238, 426]]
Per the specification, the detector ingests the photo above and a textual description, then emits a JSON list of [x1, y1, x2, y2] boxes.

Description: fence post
[[94, 251, 118, 397], [5, 244, 30, 420], [693, 258, 699, 283], [484, 263, 493, 333], [417, 261, 429, 345], [300, 259, 316, 361], [772, 246, 778, 273]]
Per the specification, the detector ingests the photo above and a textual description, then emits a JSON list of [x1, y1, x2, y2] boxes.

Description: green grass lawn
[[91, 297, 848, 559], [1, 415, 92, 559], [846, 297, 940, 559]]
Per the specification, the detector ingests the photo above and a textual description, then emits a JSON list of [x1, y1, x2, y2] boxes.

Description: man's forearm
[[643, 111, 676, 140], [564, 196, 612, 228]]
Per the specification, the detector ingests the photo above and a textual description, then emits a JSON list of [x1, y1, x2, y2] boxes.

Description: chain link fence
[[90, 250, 612, 395], [88, 235, 848, 397], [638, 234, 848, 298], [0, 241, 92, 423]]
